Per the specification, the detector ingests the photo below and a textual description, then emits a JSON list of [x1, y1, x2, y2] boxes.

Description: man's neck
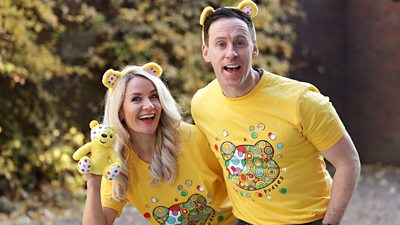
[[222, 68, 261, 98]]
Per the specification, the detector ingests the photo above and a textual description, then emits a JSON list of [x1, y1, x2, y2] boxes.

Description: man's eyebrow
[[214, 36, 226, 41]]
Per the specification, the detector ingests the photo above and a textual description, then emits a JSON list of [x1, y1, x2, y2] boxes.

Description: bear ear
[[199, 6, 215, 26], [237, 0, 258, 18], [89, 120, 99, 129], [142, 62, 162, 77], [102, 69, 122, 90]]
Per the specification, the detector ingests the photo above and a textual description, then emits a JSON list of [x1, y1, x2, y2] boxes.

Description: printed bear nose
[[102, 134, 107, 138]]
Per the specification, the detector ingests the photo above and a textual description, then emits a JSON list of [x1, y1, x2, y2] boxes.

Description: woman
[[81, 62, 234, 225]]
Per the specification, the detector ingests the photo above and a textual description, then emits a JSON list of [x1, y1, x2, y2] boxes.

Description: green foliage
[[0, 0, 88, 201], [0, 0, 301, 204]]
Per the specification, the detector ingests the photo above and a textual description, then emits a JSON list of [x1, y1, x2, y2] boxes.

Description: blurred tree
[[0, 0, 301, 205], [0, 0, 88, 202]]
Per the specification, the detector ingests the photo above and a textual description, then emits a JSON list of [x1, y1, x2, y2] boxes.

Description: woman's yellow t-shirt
[[101, 122, 235, 225]]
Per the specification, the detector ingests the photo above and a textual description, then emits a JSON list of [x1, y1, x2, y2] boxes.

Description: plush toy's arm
[[72, 142, 92, 160]]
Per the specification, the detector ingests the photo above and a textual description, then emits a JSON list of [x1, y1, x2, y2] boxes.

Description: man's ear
[[202, 44, 211, 62], [252, 43, 259, 58]]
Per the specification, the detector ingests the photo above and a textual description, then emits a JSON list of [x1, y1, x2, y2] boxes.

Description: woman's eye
[[150, 94, 159, 99], [131, 96, 141, 102]]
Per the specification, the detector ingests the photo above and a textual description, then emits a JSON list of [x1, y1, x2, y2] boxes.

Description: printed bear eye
[[101, 134, 107, 138], [110, 134, 113, 138]]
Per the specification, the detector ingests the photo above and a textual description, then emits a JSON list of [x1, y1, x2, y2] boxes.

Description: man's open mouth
[[224, 65, 241, 73]]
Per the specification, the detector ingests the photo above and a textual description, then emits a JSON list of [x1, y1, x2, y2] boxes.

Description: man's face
[[202, 17, 258, 94]]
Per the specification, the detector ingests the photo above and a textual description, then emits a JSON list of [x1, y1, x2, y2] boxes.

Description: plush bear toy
[[72, 120, 122, 180]]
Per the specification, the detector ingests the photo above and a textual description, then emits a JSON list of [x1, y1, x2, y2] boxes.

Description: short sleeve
[[297, 88, 346, 151], [100, 178, 127, 217]]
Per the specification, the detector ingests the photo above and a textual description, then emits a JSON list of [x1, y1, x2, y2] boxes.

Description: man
[[191, 1, 361, 224]]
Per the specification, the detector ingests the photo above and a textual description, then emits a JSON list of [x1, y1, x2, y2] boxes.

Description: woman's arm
[[82, 174, 118, 225]]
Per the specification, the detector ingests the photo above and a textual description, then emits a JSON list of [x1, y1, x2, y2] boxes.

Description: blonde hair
[[103, 65, 182, 201]]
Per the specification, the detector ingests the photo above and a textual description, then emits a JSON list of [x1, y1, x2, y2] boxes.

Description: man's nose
[[225, 45, 238, 58]]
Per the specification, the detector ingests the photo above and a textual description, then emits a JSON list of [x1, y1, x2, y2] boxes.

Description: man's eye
[[217, 42, 225, 48], [235, 40, 245, 47]]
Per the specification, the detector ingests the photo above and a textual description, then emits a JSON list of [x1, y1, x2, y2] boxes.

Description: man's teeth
[[225, 65, 240, 69], [139, 114, 155, 119]]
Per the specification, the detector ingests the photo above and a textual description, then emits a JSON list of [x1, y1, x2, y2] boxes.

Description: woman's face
[[120, 76, 162, 136]]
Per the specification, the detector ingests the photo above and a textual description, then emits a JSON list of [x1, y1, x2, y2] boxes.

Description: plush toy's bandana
[[199, 0, 258, 44], [102, 62, 163, 92], [90, 123, 111, 140]]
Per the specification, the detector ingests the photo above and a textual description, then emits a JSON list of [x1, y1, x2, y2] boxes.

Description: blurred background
[[0, 0, 399, 224]]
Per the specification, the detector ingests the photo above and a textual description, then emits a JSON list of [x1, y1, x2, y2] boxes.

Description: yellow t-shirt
[[101, 122, 235, 225], [191, 71, 346, 225]]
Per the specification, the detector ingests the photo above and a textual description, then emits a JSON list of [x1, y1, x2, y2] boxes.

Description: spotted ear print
[[142, 62, 162, 77], [237, 0, 258, 18], [102, 69, 122, 90], [199, 6, 215, 26]]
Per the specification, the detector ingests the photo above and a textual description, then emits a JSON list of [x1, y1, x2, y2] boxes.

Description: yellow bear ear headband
[[199, 0, 258, 44], [102, 62, 162, 92]]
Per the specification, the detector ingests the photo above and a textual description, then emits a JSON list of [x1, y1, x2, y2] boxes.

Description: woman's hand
[[85, 173, 102, 189]]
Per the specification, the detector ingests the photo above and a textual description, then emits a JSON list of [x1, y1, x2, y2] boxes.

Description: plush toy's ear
[[237, 0, 258, 18], [142, 62, 162, 77], [89, 120, 99, 129], [200, 6, 215, 26], [102, 69, 122, 90]]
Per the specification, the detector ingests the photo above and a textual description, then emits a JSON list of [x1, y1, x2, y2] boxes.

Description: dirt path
[[1, 164, 399, 225], [112, 164, 400, 225], [341, 164, 400, 224]]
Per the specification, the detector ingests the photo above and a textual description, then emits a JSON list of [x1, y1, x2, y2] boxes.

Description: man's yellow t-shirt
[[191, 71, 346, 225]]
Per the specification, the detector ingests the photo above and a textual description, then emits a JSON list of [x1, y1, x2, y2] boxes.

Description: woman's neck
[[129, 132, 156, 163]]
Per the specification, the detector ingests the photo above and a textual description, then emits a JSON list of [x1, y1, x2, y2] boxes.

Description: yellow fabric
[[191, 71, 346, 225], [101, 122, 235, 225]]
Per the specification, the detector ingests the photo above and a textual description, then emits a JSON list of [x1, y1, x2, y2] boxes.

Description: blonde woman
[[81, 62, 234, 225]]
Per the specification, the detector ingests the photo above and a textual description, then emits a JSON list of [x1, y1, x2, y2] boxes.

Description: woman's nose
[[142, 98, 155, 109]]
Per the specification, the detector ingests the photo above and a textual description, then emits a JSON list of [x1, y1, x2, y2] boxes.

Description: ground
[[0, 164, 399, 225]]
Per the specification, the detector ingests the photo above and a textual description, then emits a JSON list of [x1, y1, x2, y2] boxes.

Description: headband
[[102, 62, 163, 92], [199, 0, 258, 44]]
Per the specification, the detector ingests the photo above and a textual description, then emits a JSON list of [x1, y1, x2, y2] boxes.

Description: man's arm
[[321, 132, 361, 225]]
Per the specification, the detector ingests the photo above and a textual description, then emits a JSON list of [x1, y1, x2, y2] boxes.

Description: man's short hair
[[203, 7, 256, 45]]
